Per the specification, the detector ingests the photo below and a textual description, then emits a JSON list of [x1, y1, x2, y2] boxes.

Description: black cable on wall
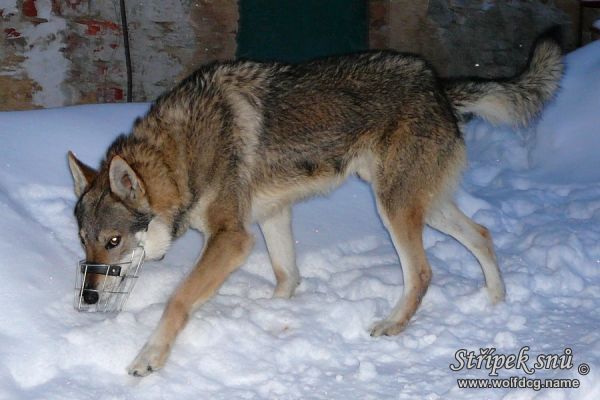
[[119, 0, 133, 102]]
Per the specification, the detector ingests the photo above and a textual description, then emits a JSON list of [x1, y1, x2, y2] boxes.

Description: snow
[[0, 42, 599, 399], [529, 40, 600, 183]]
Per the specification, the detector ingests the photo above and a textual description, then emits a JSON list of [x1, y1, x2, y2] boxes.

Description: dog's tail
[[443, 32, 563, 126]]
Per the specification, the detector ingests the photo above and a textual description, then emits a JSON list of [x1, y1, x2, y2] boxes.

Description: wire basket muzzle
[[74, 247, 145, 312]]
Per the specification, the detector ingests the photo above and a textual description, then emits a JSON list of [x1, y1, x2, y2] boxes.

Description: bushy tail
[[443, 33, 563, 126]]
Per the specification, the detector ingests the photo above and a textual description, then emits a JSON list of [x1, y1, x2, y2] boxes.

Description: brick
[[22, 0, 37, 18]]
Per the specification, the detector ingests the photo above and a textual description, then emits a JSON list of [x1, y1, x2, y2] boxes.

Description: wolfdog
[[68, 33, 562, 376]]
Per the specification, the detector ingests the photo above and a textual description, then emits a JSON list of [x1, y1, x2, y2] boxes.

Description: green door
[[237, 0, 368, 63]]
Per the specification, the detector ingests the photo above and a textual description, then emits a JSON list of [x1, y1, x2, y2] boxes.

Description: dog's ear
[[67, 151, 97, 197], [109, 156, 147, 207]]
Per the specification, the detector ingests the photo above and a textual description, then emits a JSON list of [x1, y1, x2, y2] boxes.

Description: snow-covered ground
[[0, 41, 599, 400]]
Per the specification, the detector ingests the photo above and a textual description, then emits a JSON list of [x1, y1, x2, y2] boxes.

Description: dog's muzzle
[[74, 247, 145, 312]]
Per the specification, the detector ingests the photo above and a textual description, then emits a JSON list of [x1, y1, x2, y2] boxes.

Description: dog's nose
[[82, 289, 99, 304]]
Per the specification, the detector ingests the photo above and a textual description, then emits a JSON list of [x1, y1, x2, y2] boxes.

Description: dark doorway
[[237, 0, 368, 63]]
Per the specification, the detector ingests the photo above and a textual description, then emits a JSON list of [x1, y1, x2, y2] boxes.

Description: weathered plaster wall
[[0, 0, 237, 110], [369, 0, 578, 78], [1, 1, 581, 110], [1, 1, 69, 109]]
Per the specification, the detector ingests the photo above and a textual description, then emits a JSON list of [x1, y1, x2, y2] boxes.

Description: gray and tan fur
[[67, 34, 562, 376]]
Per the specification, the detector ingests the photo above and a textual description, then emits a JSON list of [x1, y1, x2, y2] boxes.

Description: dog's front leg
[[128, 230, 254, 377]]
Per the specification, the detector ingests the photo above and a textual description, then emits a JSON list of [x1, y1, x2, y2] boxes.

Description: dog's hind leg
[[371, 202, 432, 337], [427, 200, 505, 304], [259, 206, 300, 298]]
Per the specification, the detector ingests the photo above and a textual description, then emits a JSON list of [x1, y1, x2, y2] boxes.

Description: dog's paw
[[272, 276, 300, 299], [127, 343, 169, 377], [370, 318, 408, 337], [487, 283, 506, 305], [272, 283, 296, 299]]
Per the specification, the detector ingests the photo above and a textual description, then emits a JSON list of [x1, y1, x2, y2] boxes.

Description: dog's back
[[132, 52, 464, 219]]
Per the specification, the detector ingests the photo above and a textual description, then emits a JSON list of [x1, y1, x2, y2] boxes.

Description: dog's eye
[[106, 235, 121, 250]]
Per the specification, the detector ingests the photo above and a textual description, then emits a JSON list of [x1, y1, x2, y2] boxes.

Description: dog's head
[[67, 152, 171, 304]]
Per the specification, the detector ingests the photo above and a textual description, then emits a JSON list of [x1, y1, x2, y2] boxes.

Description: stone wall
[[369, 0, 578, 79], [0, 0, 237, 110]]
